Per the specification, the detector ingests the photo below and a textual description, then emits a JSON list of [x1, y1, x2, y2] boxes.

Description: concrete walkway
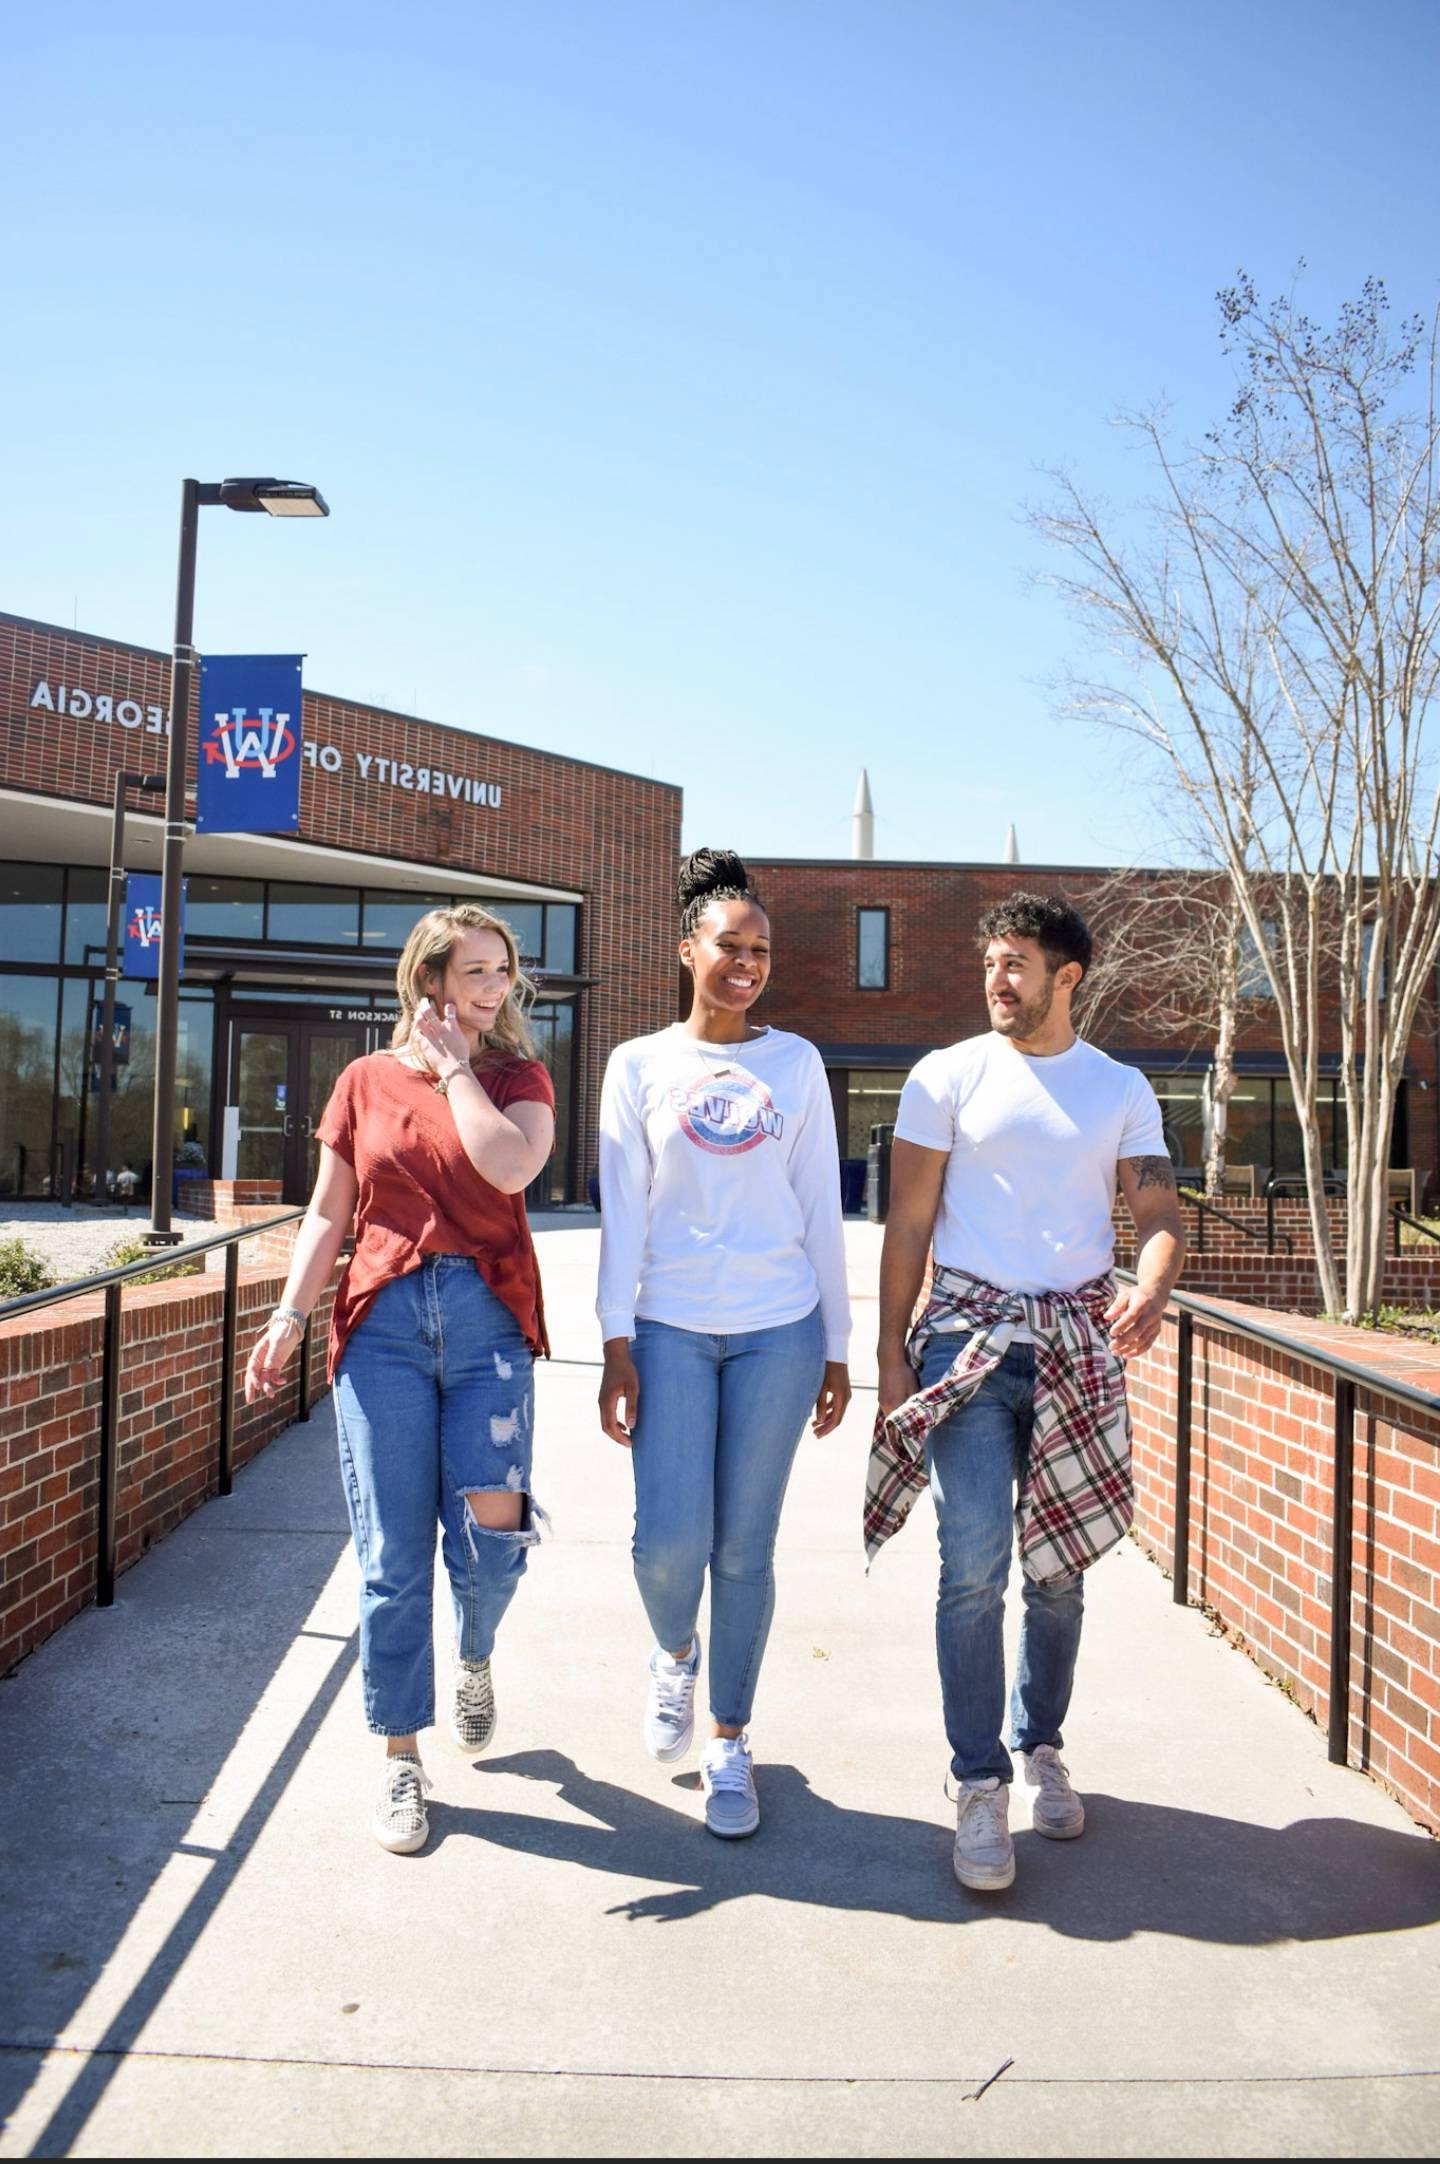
[[1, 1222, 1437, 2158]]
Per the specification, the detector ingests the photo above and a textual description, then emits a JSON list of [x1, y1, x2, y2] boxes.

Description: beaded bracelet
[[271, 1306, 307, 1337]]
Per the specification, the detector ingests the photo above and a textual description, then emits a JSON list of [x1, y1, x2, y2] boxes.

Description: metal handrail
[[1392, 1203, 1440, 1256], [1178, 1184, 1292, 1256], [1118, 1267, 1440, 1769], [0, 1208, 310, 1610]]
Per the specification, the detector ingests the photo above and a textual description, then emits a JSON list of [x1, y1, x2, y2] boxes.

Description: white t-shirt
[[894, 1032, 1166, 1294], [596, 1023, 851, 1357]]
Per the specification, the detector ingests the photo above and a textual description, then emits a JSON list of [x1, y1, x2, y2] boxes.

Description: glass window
[[1237, 919, 1278, 998], [266, 883, 360, 946], [857, 908, 889, 990], [544, 904, 578, 976], [0, 863, 63, 964], [63, 982, 214, 1203], [0, 972, 59, 1196], [361, 890, 452, 949], [527, 997, 575, 1204], [845, 1069, 909, 1157], [1145, 1074, 1205, 1171], [1223, 1079, 1272, 1172], [188, 875, 264, 942], [489, 901, 544, 967], [63, 866, 111, 965], [1360, 922, 1389, 1002]]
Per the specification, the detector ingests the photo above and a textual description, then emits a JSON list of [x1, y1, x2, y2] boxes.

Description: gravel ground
[[0, 1205, 214, 1287]]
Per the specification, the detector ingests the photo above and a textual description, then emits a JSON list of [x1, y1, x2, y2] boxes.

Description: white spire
[[852, 769, 874, 860], [1003, 822, 1019, 865]]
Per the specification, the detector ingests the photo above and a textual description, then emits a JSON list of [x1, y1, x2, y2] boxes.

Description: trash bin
[[839, 1157, 866, 1214], [865, 1123, 894, 1223]]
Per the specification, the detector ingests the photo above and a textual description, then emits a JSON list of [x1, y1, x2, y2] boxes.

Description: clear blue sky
[[3, 1, 1437, 866]]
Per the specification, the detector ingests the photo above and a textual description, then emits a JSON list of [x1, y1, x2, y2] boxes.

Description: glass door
[[234, 1026, 296, 1187], [300, 1024, 363, 1191]]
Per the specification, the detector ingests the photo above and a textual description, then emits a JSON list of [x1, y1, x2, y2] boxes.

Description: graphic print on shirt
[[669, 1064, 784, 1156]]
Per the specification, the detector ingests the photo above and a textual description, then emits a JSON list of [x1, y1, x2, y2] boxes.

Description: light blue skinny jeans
[[333, 1258, 540, 1737], [629, 1307, 826, 1729], [920, 1331, 1085, 1786]]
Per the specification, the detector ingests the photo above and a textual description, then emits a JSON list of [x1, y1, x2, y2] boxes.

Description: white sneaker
[[953, 1777, 1014, 1890], [451, 1657, 498, 1757], [644, 1640, 701, 1762], [374, 1753, 432, 1855], [700, 1733, 760, 1838], [1022, 1745, 1085, 1838]]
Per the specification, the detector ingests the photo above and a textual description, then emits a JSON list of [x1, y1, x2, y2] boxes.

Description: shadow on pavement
[[449, 1751, 1440, 1940], [0, 1415, 354, 2155]]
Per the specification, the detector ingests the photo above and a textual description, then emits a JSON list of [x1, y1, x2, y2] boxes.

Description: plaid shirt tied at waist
[[865, 1264, 1135, 1585]]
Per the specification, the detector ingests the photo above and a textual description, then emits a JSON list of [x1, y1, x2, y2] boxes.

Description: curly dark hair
[[676, 847, 765, 937], [976, 890, 1093, 976]]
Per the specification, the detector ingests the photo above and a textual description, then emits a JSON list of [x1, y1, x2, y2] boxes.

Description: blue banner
[[196, 654, 304, 833], [123, 874, 184, 981]]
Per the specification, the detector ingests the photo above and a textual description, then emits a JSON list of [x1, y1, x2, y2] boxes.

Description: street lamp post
[[144, 476, 329, 1246], [95, 769, 165, 1206]]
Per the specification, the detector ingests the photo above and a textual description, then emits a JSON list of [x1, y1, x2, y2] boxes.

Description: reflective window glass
[[266, 883, 360, 946], [361, 891, 451, 949], [64, 866, 110, 965], [0, 972, 59, 1195], [846, 1069, 909, 1156], [489, 901, 544, 966], [188, 876, 264, 942], [1145, 1074, 1205, 1171], [528, 998, 575, 1204], [544, 905, 577, 976], [1224, 1079, 1272, 1171], [857, 909, 888, 990], [0, 863, 63, 964]]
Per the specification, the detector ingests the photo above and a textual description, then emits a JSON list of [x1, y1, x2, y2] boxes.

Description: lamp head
[[218, 477, 329, 517]]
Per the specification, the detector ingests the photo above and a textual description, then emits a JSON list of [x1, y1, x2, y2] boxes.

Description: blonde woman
[[244, 905, 555, 1854]]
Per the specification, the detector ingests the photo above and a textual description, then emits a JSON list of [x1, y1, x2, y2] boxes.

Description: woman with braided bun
[[597, 848, 852, 1837], [243, 903, 555, 1856]]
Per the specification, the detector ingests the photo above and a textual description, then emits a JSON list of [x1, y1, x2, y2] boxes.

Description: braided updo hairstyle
[[676, 847, 764, 938]]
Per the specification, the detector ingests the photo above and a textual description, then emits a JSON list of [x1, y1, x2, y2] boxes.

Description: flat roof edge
[[0, 609, 682, 800]]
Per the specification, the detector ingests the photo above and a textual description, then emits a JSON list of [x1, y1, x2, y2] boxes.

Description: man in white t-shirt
[[877, 892, 1185, 1893]]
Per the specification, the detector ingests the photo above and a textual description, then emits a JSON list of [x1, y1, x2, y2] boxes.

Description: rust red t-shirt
[[315, 1051, 555, 1379]]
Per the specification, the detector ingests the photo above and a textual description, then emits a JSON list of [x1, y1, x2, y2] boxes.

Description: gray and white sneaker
[[952, 1777, 1014, 1890], [451, 1657, 498, 1757], [374, 1753, 432, 1855], [699, 1732, 760, 1838], [644, 1640, 701, 1762], [1022, 1745, 1085, 1838]]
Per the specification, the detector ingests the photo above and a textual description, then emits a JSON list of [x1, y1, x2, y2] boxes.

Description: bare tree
[[1076, 868, 1247, 1197], [1035, 274, 1440, 1319]]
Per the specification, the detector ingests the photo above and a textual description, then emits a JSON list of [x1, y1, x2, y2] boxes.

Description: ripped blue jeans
[[334, 1256, 540, 1736]]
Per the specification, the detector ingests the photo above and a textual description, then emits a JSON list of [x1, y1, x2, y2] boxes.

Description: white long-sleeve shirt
[[596, 1023, 852, 1359]]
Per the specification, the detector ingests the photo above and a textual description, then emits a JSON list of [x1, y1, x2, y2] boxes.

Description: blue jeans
[[629, 1307, 826, 1728], [334, 1258, 541, 1736], [920, 1332, 1085, 1786]]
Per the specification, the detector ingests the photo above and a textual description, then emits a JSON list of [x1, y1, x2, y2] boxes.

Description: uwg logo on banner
[[196, 654, 304, 833], [123, 874, 184, 981]]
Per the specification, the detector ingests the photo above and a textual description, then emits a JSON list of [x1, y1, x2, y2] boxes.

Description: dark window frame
[[856, 906, 890, 991]]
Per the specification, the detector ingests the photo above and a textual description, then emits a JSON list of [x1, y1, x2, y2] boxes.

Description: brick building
[[4, 604, 1434, 1213], [748, 857, 1440, 1195], [0, 611, 680, 1206]]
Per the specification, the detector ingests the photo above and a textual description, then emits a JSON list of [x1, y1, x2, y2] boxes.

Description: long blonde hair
[[387, 903, 538, 1063]]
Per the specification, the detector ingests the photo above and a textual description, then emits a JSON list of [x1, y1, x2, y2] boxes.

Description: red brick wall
[[0, 612, 683, 1191], [1113, 1196, 1440, 1314], [0, 1262, 339, 1677], [747, 859, 1440, 1183], [1126, 1304, 1440, 1831]]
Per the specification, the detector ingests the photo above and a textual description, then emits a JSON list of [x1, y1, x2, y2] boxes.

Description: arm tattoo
[[1124, 1154, 1177, 1192]]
